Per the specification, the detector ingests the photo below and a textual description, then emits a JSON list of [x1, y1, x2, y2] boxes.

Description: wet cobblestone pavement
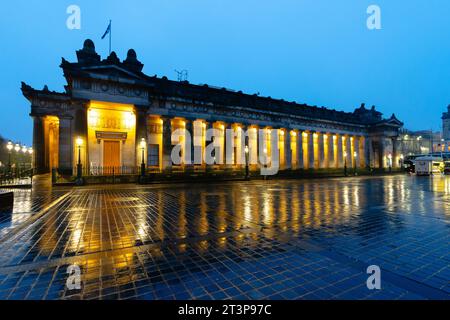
[[0, 175, 448, 300]]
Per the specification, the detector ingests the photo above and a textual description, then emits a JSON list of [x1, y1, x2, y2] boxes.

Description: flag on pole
[[101, 21, 111, 39], [101, 20, 112, 54]]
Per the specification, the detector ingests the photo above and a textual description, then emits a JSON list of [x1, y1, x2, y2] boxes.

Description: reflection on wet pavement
[[0, 175, 448, 300]]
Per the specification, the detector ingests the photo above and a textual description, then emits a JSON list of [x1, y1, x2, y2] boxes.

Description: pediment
[[78, 65, 144, 82]]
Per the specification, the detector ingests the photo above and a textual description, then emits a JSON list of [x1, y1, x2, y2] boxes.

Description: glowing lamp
[[76, 137, 83, 147], [140, 138, 146, 149], [6, 141, 13, 152], [14, 144, 20, 152]]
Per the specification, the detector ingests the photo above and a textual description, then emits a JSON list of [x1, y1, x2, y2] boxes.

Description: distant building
[[397, 129, 441, 156], [442, 105, 450, 151], [22, 39, 404, 177]]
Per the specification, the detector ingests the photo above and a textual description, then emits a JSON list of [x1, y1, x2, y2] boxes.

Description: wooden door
[[103, 140, 120, 174]]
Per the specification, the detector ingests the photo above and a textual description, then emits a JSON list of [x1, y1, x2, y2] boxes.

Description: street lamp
[[343, 151, 348, 176], [76, 137, 83, 182], [140, 138, 146, 178], [353, 151, 358, 175], [244, 144, 249, 180], [6, 141, 13, 171]]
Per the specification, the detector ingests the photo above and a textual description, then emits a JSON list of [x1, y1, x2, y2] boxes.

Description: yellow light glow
[[6, 141, 13, 151], [140, 138, 146, 149], [291, 131, 297, 137], [76, 137, 83, 147], [313, 133, 318, 138], [280, 130, 285, 136], [302, 132, 308, 138], [333, 135, 337, 140], [88, 109, 99, 126], [124, 112, 135, 129]]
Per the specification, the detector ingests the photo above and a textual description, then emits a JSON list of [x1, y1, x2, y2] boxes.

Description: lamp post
[[263, 147, 268, 180], [400, 154, 404, 171], [343, 151, 348, 176], [140, 138, 146, 178], [244, 145, 249, 180], [76, 137, 83, 182], [14, 143, 20, 177], [6, 141, 13, 173], [353, 151, 358, 175]]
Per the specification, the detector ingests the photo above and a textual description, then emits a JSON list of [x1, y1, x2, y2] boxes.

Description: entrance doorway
[[103, 140, 121, 174]]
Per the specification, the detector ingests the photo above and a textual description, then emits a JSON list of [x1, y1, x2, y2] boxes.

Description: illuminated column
[[296, 130, 304, 169], [302, 132, 309, 169], [318, 132, 325, 168], [184, 119, 194, 170], [308, 131, 315, 169], [283, 129, 291, 170], [204, 121, 213, 170], [358, 137, 365, 168], [161, 116, 172, 171], [214, 122, 225, 165], [193, 120, 204, 166], [290, 131, 297, 169], [225, 123, 234, 168], [345, 135, 352, 167], [354, 136, 360, 168], [249, 126, 258, 169], [32, 116, 46, 173], [235, 124, 243, 167], [327, 133, 335, 168], [337, 134, 344, 168]]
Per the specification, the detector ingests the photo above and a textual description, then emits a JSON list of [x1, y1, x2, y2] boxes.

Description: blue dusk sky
[[0, 0, 449, 145]]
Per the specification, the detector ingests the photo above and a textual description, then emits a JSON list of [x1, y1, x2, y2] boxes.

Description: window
[[148, 144, 159, 166]]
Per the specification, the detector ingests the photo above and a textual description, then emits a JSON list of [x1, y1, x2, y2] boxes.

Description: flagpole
[[109, 20, 112, 54]]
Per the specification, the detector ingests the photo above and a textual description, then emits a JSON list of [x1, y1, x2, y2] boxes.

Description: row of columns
[[148, 116, 371, 171]]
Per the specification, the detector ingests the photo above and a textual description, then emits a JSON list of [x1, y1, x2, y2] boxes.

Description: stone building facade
[[22, 40, 403, 177]]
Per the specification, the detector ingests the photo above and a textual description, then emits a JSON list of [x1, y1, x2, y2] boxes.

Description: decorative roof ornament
[[76, 39, 100, 64], [105, 51, 120, 64], [123, 49, 144, 72]]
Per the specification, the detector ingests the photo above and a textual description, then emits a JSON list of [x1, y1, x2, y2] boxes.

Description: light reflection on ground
[[0, 175, 448, 300]]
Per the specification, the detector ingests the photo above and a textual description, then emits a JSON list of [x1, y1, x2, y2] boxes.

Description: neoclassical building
[[22, 40, 403, 178]]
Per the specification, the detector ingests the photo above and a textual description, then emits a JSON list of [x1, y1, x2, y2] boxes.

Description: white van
[[414, 156, 443, 176]]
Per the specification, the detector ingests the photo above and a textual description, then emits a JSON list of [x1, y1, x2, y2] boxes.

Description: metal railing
[[0, 164, 33, 186]]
